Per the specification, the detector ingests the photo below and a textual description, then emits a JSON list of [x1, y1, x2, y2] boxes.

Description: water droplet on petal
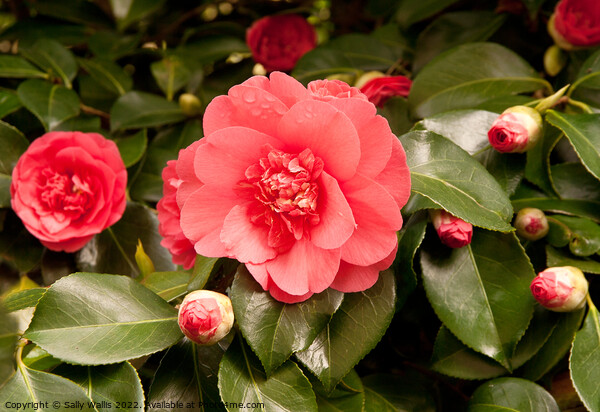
[[243, 91, 257, 103]]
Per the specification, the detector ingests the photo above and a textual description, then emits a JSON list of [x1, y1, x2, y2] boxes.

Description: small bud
[[544, 45, 567, 77], [178, 290, 234, 345], [487, 105, 543, 153], [530, 266, 588, 312], [514, 208, 549, 241], [178, 93, 202, 117], [135, 239, 155, 278], [430, 209, 473, 248]]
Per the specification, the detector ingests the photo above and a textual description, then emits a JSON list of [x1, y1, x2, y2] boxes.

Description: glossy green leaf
[[17, 79, 80, 131], [54, 115, 102, 133], [110, 0, 165, 31], [187, 256, 219, 292], [312, 369, 364, 412], [0, 305, 18, 385], [151, 56, 192, 101], [551, 215, 600, 256], [24, 272, 182, 365], [571, 49, 600, 92], [394, 211, 427, 310], [0, 21, 88, 48], [546, 245, 600, 274], [78, 58, 133, 96], [230, 265, 343, 376], [546, 111, 600, 182], [21, 39, 78, 88], [30, 0, 113, 28], [520, 308, 585, 381], [148, 339, 229, 412], [363, 374, 436, 412], [21, 345, 62, 371], [409, 43, 548, 118], [110, 91, 185, 131], [413, 11, 505, 72], [400, 130, 513, 231], [2, 288, 46, 312], [295, 270, 396, 392], [379, 97, 413, 137], [0, 173, 10, 208], [321, 34, 399, 70], [0, 213, 44, 273], [395, 0, 461, 27], [176, 36, 248, 65], [525, 125, 562, 196], [88, 31, 141, 60], [421, 229, 536, 370], [468, 377, 560, 411], [142, 271, 191, 302], [115, 129, 147, 167], [0, 120, 28, 175], [570, 303, 600, 412], [552, 162, 600, 202], [0, 55, 47, 78], [218, 335, 318, 412], [56, 362, 145, 412], [0, 364, 94, 409], [293, 48, 359, 84], [0, 91, 22, 119], [76, 202, 176, 277]]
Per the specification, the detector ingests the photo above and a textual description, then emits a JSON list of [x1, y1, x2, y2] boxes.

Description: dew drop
[[243, 91, 257, 103]]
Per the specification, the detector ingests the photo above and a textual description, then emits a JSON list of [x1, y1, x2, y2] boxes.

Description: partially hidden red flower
[[430, 209, 473, 248], [174, 72, 411, 303], [359, 75, 412, 107], [246, 14, 317, 72], [10, 132, 127, 252], [530, 266, 588, 312], [550, 0, 600, 49], [178, 290, 234, 345], [157, 143, 204, 270], [487, 106, 543, 153]]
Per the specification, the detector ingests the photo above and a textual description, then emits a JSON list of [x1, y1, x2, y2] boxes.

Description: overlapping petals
[[174, 72, 411, 303]]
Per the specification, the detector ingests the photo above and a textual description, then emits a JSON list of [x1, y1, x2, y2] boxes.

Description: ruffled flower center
[[40, 168, 93, 217], [243, 147, 323, 250]]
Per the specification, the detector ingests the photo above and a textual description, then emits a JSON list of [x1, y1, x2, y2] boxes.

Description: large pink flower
[[10, 131, 127, 252], [177, 72, 411, 303]]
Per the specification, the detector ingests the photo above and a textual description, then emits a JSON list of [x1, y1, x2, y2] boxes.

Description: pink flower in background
[[246, 14, 317, 72], [10, 132, 126, 252], [178, 290, 234, 345], [551, 0, 600, 49], [530, 266, 588, 312], [487, 105, 543, 153], [308, 79, 369, 102], [359, 75, 412, 107], [157, 142, 204, 269], [430, 209, 473, 249], [177, 71, 411, 303]]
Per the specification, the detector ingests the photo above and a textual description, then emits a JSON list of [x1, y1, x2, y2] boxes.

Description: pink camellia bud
[[430, 209, 473, 248], [487, 106, 543, 153], [530, 266, 588, 312], [514, 208, 549, 241], [178, 290, 234, 345]]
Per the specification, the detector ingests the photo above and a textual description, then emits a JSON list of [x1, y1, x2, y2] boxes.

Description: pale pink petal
[[310, 171, 355, 250], [176, 140, 205, 209], [226, 85, 289, 136], [221, 204, 277, 264], [374, 138, 412, 209], [241, 75, 270, 89], [268, 283, 314, 304], [194, 127, 282, 187], [276, 100, 361, 181], [202, 96, 236, 136], [179, 185, 238, 257], [246, 262, 270, 290], [331, 244, 397, 293], [340, 174, 402, 266], [246, 262, 314, 303], [267, 238, 340, 295], [268, 71, 310, 107]]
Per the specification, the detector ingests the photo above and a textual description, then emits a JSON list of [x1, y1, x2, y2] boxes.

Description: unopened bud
[[135, 239, 155, 278], [530, 266, 588, 312], [178, 290, 234, 345], [544, 45, 567, 77], [514, 208, 549, 241], [429, 209, 473, 248], [178, 93, 202, 117], [487, 105, 543, 153]]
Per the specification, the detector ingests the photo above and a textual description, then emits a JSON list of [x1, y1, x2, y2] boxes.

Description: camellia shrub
[[1, 0, 600, 410]]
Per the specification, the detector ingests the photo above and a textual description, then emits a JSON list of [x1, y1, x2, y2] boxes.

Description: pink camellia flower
[[430, 209, 473, 248], [530, 266, 588, 312], [176, 71, 411, 303], [514, 207, 549, 241], [157, 141, 205, 270], [359, 75, 412, 108], [549, 0, 600, 50], [246, 14, 317, 72], [178, 290, 234, 345], [308, 79, 369, 102], [10, 132, 126, 252], [487, 105, 543, 153]]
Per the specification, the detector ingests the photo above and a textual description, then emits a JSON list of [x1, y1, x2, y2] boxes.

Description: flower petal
[[176, 140, 205, 210], [374, 137, 411, 209], [331, 244, 397, 293], [268, 71, 310, 108], [277, 100, 361, 181]]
